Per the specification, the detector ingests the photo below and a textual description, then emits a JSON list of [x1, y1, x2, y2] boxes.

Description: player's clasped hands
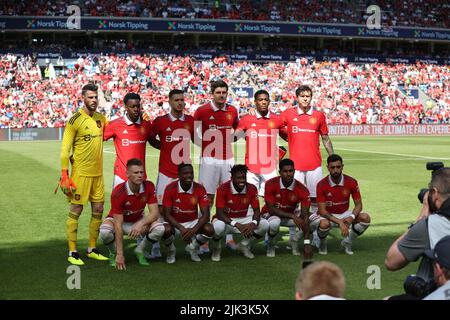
[[180, 227, 196, 243]]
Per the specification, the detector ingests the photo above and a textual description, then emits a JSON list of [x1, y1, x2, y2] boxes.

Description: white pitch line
[[335, 147, 450, 160]]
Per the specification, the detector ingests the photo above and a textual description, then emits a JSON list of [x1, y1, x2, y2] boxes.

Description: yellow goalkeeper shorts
[[69, 174, 104, 205]]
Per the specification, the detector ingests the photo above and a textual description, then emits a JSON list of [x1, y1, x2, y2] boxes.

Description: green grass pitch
[[1, 136, 449, 300]]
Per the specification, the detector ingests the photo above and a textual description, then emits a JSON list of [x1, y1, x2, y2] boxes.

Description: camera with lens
[[417, 162, 444, 203], [403, 274, 437, 298]]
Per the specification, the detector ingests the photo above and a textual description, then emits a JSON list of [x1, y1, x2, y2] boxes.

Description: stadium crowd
[[0, 53, 449, 128], [1, 0, 448, 28]]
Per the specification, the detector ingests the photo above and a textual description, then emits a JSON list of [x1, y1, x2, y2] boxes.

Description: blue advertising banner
[[233, 87, 254, 98], [1, 16, 449, 41], [1, 49, 446, 65]]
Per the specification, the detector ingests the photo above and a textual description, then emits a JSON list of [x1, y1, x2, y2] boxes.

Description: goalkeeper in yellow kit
[[59, 84, 109, 265]]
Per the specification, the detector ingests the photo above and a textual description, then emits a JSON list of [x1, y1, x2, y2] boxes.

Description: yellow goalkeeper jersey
[[60, 108, 108, 177]]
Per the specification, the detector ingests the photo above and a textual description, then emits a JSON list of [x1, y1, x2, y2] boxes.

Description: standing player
[[99, 159, 166, 269], [194, 80, 239, 253], [313, 154, 371, 255], [280, 85, 334, 245], [151, 89, 194, 256], [233, 89, 287, 250], [103, 93, 153, 188], [211, 165, 269, 261], [152, 89, 194, 208], [59, 83, 108, 265], [104, 92, 161, 258], [162, 163, 214, 263], [263, 158, 312, 258]]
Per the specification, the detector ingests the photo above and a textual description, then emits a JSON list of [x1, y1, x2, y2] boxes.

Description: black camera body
[[417, 162, 444, 203], [403, 274, 437, 298]]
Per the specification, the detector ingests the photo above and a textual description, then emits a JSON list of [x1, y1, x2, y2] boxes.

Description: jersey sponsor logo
[[96, 120, 102, 128], [291, 126, 316, 134], [165, 135, 189, 142], [122, 129, 128, 134], [121, 139, 146, 146]]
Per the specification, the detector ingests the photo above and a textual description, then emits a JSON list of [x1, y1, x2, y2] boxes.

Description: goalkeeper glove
[[55, 170, 77, 196]]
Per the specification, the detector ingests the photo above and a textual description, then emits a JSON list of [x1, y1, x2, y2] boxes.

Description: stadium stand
[[1, 0, 448, 28], [1, 53, 448, 128]]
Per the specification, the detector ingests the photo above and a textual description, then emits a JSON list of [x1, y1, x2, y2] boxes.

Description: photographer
[[423, 235, 450, 300], [385, 168, 450, 299]]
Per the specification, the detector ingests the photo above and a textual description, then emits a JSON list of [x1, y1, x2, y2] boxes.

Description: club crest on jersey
[[75, 194, 81, 200], [184, 124, 191, 130], [242, 197, 248, 204], [190, 197, 197, 205], [290, 195, 297, 202], [96, 120, 102, 128], [309, 118, 317, 124], [141, 196, 147, 203], [268, 121, 275, 128], [226, 114, 233, 120], [342, 188, 349, 196]]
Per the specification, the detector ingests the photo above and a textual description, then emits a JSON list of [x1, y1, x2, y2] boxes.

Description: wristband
[[251, 220, 258, 226], [304, 239, 311, 245], [230, 220, 237, 227]]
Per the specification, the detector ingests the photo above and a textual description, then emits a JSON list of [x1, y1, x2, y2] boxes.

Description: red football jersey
[[193, 102, 238, 160], [215, 181, 259, 218], [104, 116, 153, 180], [108, 180, 157, 223], [280, 107, 329, 171], [262, 177, 311, 215], [237, 112, 283, 174], [316, 174, 361, 215], [152, 113, 194, 178], [162, 180, 210, 223]]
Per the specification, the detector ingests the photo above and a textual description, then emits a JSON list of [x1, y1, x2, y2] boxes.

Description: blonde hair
[[295, 261, 346, 299]]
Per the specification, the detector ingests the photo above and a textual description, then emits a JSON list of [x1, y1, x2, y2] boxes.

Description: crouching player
[[99, 158, 166, 270], [264, 159, 313, 259], [312, 154, 371, 255], [162, 163, 214, 263], [211, 165, 269, 261]]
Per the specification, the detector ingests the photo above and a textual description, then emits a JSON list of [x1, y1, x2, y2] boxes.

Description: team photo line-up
[[58, 80, 371, 269]]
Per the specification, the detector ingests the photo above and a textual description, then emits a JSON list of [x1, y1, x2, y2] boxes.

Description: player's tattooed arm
[[321, 134, 334, 155], [300, 205, 311, 240]]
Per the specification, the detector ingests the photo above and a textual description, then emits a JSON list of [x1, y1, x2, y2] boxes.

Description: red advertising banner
[[329, 124, 450, 136]]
